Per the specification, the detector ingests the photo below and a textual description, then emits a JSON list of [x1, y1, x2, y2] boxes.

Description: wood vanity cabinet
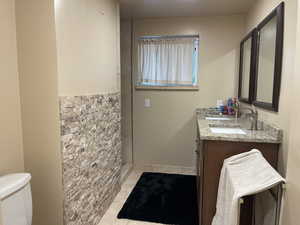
[[196, 137, 279, 225]]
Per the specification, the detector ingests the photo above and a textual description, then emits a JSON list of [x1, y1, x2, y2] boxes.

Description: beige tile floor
[[98, 166, 196, 225]]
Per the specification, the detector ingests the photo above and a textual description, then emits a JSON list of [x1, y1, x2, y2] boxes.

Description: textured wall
[[60, 92, 122, 225]]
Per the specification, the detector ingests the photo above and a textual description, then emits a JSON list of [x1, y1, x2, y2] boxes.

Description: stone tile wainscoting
[[60, 92, 122, 225]]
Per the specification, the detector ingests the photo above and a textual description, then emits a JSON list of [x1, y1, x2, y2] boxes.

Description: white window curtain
[[137, 37, 198, 86]]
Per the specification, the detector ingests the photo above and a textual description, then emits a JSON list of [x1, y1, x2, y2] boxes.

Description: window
[[136, 35, 199, 90]]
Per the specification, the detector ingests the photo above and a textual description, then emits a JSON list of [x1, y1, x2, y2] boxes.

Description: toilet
[[0, 173, 32, 225]]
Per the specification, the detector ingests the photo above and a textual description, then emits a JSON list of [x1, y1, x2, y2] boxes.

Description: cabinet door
[[196, 141, 200, 192], [196, 136, 204, 225], [196, 125, 201, 193]]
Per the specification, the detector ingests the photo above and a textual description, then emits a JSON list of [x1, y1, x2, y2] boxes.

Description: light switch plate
[[144, 98, 151, 107]]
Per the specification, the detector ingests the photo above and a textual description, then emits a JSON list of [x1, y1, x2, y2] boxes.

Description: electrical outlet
[[144, 98, 151, 108]]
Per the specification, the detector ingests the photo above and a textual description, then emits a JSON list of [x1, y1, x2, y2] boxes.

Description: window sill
[[135, 85, 199, 91]]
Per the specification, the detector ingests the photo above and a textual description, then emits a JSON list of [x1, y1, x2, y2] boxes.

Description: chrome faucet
[[236, 101, 258, 130], [246, 106, 258, 130], [235, 100, 240, 119]]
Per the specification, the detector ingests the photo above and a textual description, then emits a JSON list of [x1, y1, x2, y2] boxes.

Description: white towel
[[0, 201, 3, 225], [212, 149, 285, 225], [255, 190, 277, 225]]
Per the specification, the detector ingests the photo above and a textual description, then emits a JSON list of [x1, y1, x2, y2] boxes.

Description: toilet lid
[[0, 174, 31, 200]]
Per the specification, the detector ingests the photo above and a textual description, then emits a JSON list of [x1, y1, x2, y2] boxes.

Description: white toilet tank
[[0, 173, 32, 225]]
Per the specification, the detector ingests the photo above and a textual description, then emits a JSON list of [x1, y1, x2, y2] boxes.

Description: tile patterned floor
[[98, 166, 196, 225]]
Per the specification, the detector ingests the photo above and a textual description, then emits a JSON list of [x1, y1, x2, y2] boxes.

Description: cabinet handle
[[195, 139, 200, 144], [195, 150, 200, 154]]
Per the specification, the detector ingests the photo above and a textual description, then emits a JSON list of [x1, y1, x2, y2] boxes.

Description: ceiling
[[120, 0, 256, 19]]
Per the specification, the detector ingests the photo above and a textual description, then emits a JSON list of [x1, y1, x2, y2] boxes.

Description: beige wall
[[121, 19, 133, 165], [245, 0, 298, 175], [15, 1, 64, 225], [281, 1, 300, 224], [55, 0, 120, 96], [0, 0, 24, 175], [245, 1, 300, 224], [132, 16, 245, 167]]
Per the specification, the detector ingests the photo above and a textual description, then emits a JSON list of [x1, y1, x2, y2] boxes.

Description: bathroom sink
[[209, 123, 246, 134], [209, 123, 240, 128], [205, 117, 234, 121], [210, 127, 246, 135]]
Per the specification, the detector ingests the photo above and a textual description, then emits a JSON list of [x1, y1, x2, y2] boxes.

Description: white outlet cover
[[144, 98, 151, 107]]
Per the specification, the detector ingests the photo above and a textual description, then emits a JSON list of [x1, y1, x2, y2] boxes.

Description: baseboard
[[121, 163, 133, 184], [133, 163, 196, 175]]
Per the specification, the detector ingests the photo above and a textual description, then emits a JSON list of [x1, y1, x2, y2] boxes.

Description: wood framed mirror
[[238, 30, 257, 104], [253, 2, 284, 112]]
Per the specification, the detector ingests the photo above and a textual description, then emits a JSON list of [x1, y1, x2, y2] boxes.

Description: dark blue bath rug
[[117, 172, 199, 225]]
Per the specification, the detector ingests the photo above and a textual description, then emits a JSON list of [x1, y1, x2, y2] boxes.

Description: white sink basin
[[205, 117, 233, 121], [210, 127, 246, 135]]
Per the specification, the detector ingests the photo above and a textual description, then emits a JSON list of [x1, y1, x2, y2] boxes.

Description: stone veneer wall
[[59, 92, 122, 225]]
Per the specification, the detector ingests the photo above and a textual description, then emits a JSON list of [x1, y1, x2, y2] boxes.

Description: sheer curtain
[[137, 37, 198, 86]]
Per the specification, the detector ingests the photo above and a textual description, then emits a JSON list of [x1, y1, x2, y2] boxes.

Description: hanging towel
[[0, 201, 3, 225], [212, 149, 285, 225], [254, 190, 277, 225]]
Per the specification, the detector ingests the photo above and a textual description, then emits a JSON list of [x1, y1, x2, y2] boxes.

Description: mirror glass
[[241, 38, 252, 99], [256, 16, 277, 103]]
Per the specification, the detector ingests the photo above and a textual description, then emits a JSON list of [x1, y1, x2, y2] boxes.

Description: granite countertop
[[196, 108, 283, 144]]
